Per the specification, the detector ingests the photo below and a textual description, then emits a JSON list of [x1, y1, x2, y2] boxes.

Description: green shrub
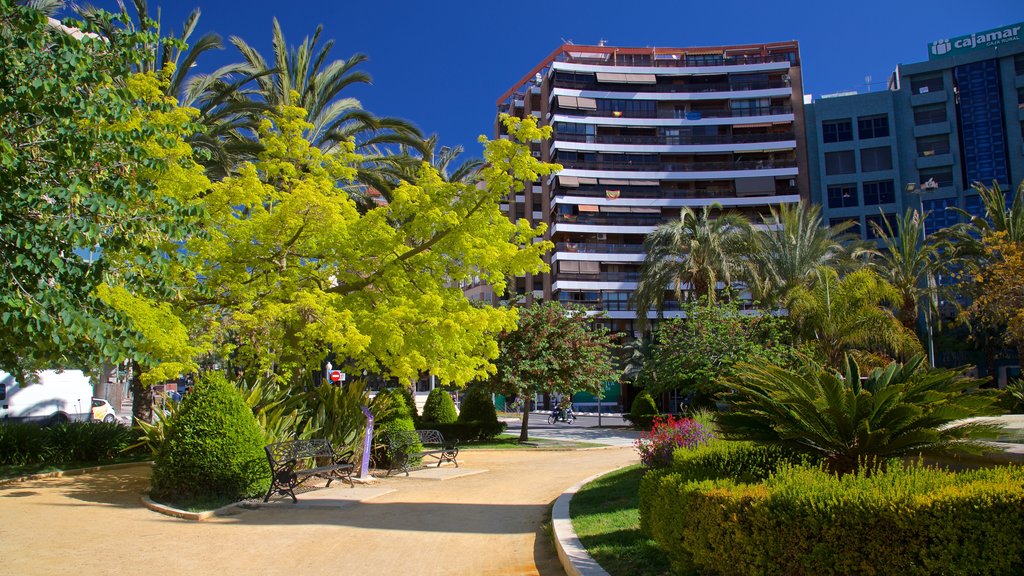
[[421, 388, 458, 424], [371, 387, 421, 467], [0, 422, 48, 466], [455, 385, 505, 441], [624, 390, 659, 429], [641, 461, 1024, 576], [150, 372, 270, 506], [45, 422, 136, 464], [399, 385, 418, 419]]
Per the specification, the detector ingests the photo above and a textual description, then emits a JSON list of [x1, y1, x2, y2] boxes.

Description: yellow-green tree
[[193, 109, 556, 386]]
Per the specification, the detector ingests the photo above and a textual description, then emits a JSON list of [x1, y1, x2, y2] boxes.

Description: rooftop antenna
[[598, 38, 607, 46], [561, 37, 574, 45], [864, 75, 872, 93]]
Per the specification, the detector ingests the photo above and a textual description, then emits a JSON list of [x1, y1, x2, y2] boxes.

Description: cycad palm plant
[[787, 268, 922, 368], [745, 202, 860, 308], [633, 204, 750, 327], [716, 354, 1002, 474]]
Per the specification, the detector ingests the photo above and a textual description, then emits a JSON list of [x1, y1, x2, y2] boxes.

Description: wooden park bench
[[264, 439, 355, 503], [387, 429, 459, 477]]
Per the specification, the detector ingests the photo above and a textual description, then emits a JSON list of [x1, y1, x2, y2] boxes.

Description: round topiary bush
[[456, 384, 505, 440], [150, 372, 270, 506], [421, 388, 458, 424], [625, 390, 659, 429]]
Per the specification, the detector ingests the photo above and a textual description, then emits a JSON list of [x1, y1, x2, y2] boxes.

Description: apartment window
[[863, 180, 896, 205], [686, 53, 724, 66], [603, 292, 630, 311], [865, 213, 898, 240], [596, 99, 656, 117], [922, 198, 958, 231], [824, 150, 856, 175], [914, 104, 947, 125], [1015, 54, 1024, 76], [829, 217, 859, 237], [918, 167, 954, 188], [827, 184, 858, 208], [910, 74, 943, 94], [822, 119, 853, 143], [916, 134, 950, 157], [857, 115, 889, 139], [860, 147, 893, 172], [963, 194, 984, 218]]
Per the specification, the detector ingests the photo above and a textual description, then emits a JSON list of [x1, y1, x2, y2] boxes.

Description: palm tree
[[229, 19, 423, 155], [716, 354, 1001, 474], [787, 268, 922, 368], [76, 0, 265, 178], [633, 204, 750, 327], [867, 208, 944, 332], [360, 135, 484, 201], [951, 180, 1024, 245], [745, 202, 861, 308]]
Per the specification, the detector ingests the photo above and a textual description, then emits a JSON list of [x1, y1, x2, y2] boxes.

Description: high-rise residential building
[[806, 22, 1024, 240], [496, 42, 809, 337]]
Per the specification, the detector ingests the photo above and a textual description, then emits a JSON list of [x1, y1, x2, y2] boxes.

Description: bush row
[[0, 422, 137, 467], [640, 440, 1024, 576], [414, 420, 506, 443]]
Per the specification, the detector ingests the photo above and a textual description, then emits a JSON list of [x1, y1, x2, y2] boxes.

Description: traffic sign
[[328, 370, 344, 383]]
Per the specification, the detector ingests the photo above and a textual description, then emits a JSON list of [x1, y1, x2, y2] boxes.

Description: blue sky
[[74, 0, 1019, 160]]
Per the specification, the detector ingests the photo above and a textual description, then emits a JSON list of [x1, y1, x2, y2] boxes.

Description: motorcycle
[[547, 406, 577, 424]]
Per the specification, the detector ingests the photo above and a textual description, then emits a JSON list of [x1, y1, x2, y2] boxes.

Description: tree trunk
[[519, 396, 530, 443], [130, 360, 153, 424]]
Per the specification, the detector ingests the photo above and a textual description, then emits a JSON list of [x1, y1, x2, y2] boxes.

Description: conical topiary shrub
[[371, 387, 421, 467], [421, 388, 458, 424], [625, 390, 659, 429], [150, 372, 270, 506], [457, 384, 505, 440]]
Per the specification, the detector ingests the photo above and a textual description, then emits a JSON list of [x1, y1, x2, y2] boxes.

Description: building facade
[[806, 23, 1024, 239], [496, 42, 809, 337]]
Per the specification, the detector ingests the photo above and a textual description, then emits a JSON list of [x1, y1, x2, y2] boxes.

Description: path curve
[[0, 446, 635, 576]]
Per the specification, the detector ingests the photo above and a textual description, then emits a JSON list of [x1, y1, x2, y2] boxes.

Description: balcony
[[555, 242, 646, 254], [558, 271, 643, 283], [554, 105, 794, 120], [554, 132, 796, 146], [557, 158, 797, 172], [555, 214, 665, 226], [554, 52, 796, 69], [554, 186, 800, 200], [552, 79, 790, 94]]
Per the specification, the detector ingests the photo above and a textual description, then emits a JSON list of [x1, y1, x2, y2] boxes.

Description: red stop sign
[[329, 370, 343, 383]]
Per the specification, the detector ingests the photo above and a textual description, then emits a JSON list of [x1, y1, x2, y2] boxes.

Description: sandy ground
[[0, 447, 636, 576]]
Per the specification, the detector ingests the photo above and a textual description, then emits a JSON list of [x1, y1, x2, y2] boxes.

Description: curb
[[141, 495, 244, 521], [551, 465, 632, 576], [0, 460, 152, 486]]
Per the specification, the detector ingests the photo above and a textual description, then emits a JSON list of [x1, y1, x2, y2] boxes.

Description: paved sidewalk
[[0, 447, 636, 576]]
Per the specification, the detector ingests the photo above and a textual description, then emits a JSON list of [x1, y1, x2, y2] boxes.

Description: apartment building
[[496, 42, 809, 336]]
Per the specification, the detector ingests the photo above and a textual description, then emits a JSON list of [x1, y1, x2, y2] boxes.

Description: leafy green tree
[[965, 233, 1024, 366], [0, 4, 206, 385], [745, 202, 861, 308], [787, 268, 922, 369], [646, 299, 803, 402], [493, 301, 618, 442], [634, 204, 750, 327], [192, 108, 555, 387], [717, 355, 1002, 474]]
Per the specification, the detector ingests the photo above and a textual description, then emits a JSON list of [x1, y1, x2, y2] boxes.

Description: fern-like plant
[[717, 355, 1003, 474]]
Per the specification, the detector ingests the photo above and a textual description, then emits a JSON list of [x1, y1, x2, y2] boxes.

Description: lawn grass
[[0, 454, 152, 481], [570, 464, 672, 576]]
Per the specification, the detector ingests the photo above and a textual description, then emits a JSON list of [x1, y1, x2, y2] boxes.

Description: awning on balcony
[[735, 176, 776, 197], [559, 176, 579, 187], [578, 204, 600, 212], [685, 49, 723, 56], [578, 177, 599, 185], [597, 72, 657, 84], [556, 96, 598, 110]]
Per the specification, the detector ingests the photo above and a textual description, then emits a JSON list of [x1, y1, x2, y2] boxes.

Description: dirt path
[[0, 446, 635, 576]]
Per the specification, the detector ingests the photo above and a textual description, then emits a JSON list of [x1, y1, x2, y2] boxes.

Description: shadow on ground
[[0, 465, 150, 508]]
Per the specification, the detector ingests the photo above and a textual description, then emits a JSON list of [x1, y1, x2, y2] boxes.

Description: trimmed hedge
[[624, 390, 658, 429], [641, 450, 1024, 576], [150, 373, 270, 505], [421, 388, 458, 424], [415, 420, 507, 443], [454, 385, 505, 441], [372, 387, 421, 466], [0, 422, 135, 467]]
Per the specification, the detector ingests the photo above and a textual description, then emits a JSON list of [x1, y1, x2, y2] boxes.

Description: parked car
[[91, 398, 117, 423]]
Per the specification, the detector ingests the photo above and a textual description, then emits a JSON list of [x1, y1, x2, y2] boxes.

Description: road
[[504, 412, 639, 447]]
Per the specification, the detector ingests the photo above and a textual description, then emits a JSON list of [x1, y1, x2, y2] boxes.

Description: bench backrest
[[265, 438, 334, 465], [416, 429, 445, 446], [388, 429, 445, 449]]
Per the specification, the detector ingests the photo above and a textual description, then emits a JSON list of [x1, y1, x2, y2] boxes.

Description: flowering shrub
[[634, 415, 713, 468]]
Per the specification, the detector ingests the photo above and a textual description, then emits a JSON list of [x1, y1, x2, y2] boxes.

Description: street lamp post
[[905, 178, 940, 367]]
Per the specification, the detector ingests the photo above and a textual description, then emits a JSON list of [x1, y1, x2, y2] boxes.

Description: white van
[[0, 370, 94, 424]]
